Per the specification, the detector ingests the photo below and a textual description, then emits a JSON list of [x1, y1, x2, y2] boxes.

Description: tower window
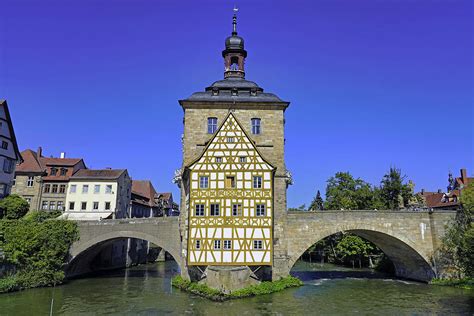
[[256, 204, 266, 216], [232, 204, 242, 216], [210, 204, 220, 216], [253, 240, 263, 250], [253, 176, 262, 189], [251, 118, 261, 135], [199, 176, 209, 189], [195, 204, 205, 216], [208, 117, 218, 134], [225, 176, 236, 188], [230, 56, 239, 70]]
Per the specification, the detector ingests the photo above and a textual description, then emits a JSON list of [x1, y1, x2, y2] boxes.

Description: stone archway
[[287, 229, 435, 282]]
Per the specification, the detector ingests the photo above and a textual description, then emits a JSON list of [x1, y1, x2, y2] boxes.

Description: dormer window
[[208, 117, 218, 134], [212, 88, 219, 96], [250, 88, 257, 96], [50, 167, 58, 176], [60, 168, 67, 176], [231, 88, 238, 96]]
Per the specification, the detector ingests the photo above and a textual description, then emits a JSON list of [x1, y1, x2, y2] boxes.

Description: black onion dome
[[225, 35, 244, 50]]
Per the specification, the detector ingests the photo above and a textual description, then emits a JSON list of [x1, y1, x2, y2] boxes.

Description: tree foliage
[[379, 167, 412, 209], [0, 194, 29, 220], [0, 215, 78, 292], [324, 172, 376, 210], [309, 190, 324, 211]]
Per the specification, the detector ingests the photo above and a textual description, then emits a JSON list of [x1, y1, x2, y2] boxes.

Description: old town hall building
[[178, 13, 291, 282]]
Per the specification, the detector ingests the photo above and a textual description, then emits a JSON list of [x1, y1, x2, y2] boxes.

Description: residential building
[[156, 192, 179, 216], [62, 169, 131, 220], [130, 180, 162, 218], [0, 100, 22, 198], [418, 168, 473, 210], [12, 147, 86, 211]]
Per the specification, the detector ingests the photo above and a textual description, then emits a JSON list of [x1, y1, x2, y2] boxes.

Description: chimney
[[37, 147, 42, 157], [60, 152, 66, 159], [460, 168, 467, 184], [421, 189, 425, 194], [437, 189, 442, 193]]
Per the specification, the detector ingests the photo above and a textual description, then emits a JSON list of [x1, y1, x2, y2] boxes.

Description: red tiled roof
[[40, 157, 83, 166], [157, 192, 172, 200], [422, 192, 459, 208], [132, 180, 157, 201], [72, 169, 126, 180], [15, 149, 43, 173]]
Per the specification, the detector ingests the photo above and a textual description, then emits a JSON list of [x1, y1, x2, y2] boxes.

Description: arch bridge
[[67, 210, 455, 282]]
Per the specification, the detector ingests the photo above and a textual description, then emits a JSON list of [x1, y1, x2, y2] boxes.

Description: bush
[[171, 275, 303, 301], [0, 217, 78, 293], [0, 195, 29, 220]]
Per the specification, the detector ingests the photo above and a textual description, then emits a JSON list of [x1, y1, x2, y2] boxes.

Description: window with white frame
[[70, 184, 77, 193], [256, 204, 266, 216], [199, 176, 209, 189], [207, 117, 218, 134], [210, 204, 220, 216], [59, 184, 66, 194], [43, 184, 51, 193], [195, 204, 205, 216], [94, 185, 100, 194], [49, 201, 56, 210], [82, 185, 89, 193], [41, 201, 48, 210], [213, 240, 221, 250], [57, 201, 64, 210], [253, 176, 262, 189], [105, 185, 112, 194], [223, 240, 232, 250], [51, 184, 58, 193], [253, 240, 263, 250], [232, 204, 242, 216], [27, 176, 34, 187], [251, 118, 261, 135]]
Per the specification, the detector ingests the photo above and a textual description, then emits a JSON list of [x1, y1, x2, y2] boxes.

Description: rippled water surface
[[0, 261, 473, 315]]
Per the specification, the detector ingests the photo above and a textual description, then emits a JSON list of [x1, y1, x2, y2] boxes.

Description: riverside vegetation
[[0, 195, 78, 293], [172, 275, 303, 301]]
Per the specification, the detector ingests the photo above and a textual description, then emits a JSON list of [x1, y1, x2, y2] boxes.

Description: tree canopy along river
[[0, 261, 472, 315]]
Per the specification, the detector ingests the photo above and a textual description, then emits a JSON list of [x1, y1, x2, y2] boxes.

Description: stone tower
[[177, 12, 290, 287]]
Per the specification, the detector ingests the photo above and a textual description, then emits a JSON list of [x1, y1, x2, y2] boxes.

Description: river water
[[0, 261, 472, 315]]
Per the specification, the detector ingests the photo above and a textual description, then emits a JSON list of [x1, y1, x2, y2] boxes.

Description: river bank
[[0, 260, 472, 315]]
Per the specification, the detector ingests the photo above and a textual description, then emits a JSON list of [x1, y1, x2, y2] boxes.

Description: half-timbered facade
[[187, 113, 274, 265]]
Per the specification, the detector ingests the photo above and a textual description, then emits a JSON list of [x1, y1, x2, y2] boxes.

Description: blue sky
[[1, 0, 472, 207]]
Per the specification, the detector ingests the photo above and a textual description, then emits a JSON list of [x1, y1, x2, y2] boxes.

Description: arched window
[[230, 56, 239, 71], [208, 117, 218, 134], [251, 118, 261, 135]]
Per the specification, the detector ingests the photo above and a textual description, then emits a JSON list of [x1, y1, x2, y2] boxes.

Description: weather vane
[[233, 5, 239, 14]]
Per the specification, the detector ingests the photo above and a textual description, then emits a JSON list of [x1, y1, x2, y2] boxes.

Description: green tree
[[0, 194, 29, 219], [379, 167, 412, 209], [309, 190, 324, 211], [335, 233, 374, 268], [324, 172, 375, 210]]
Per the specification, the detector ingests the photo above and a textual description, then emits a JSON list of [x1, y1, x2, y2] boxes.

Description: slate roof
[[0, 100, 22, 163], [72, 169, 126, 180], [180, 78, 289, 105]]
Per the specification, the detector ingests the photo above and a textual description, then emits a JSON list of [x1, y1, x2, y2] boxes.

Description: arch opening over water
[[289, 229, 435, 282]]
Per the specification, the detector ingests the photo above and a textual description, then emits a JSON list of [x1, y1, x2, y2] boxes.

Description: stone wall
[[11, 174, 43, 210], [273, 210, 456, 282]]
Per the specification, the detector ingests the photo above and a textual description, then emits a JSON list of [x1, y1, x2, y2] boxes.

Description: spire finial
[[232, 6, 238, 35]]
